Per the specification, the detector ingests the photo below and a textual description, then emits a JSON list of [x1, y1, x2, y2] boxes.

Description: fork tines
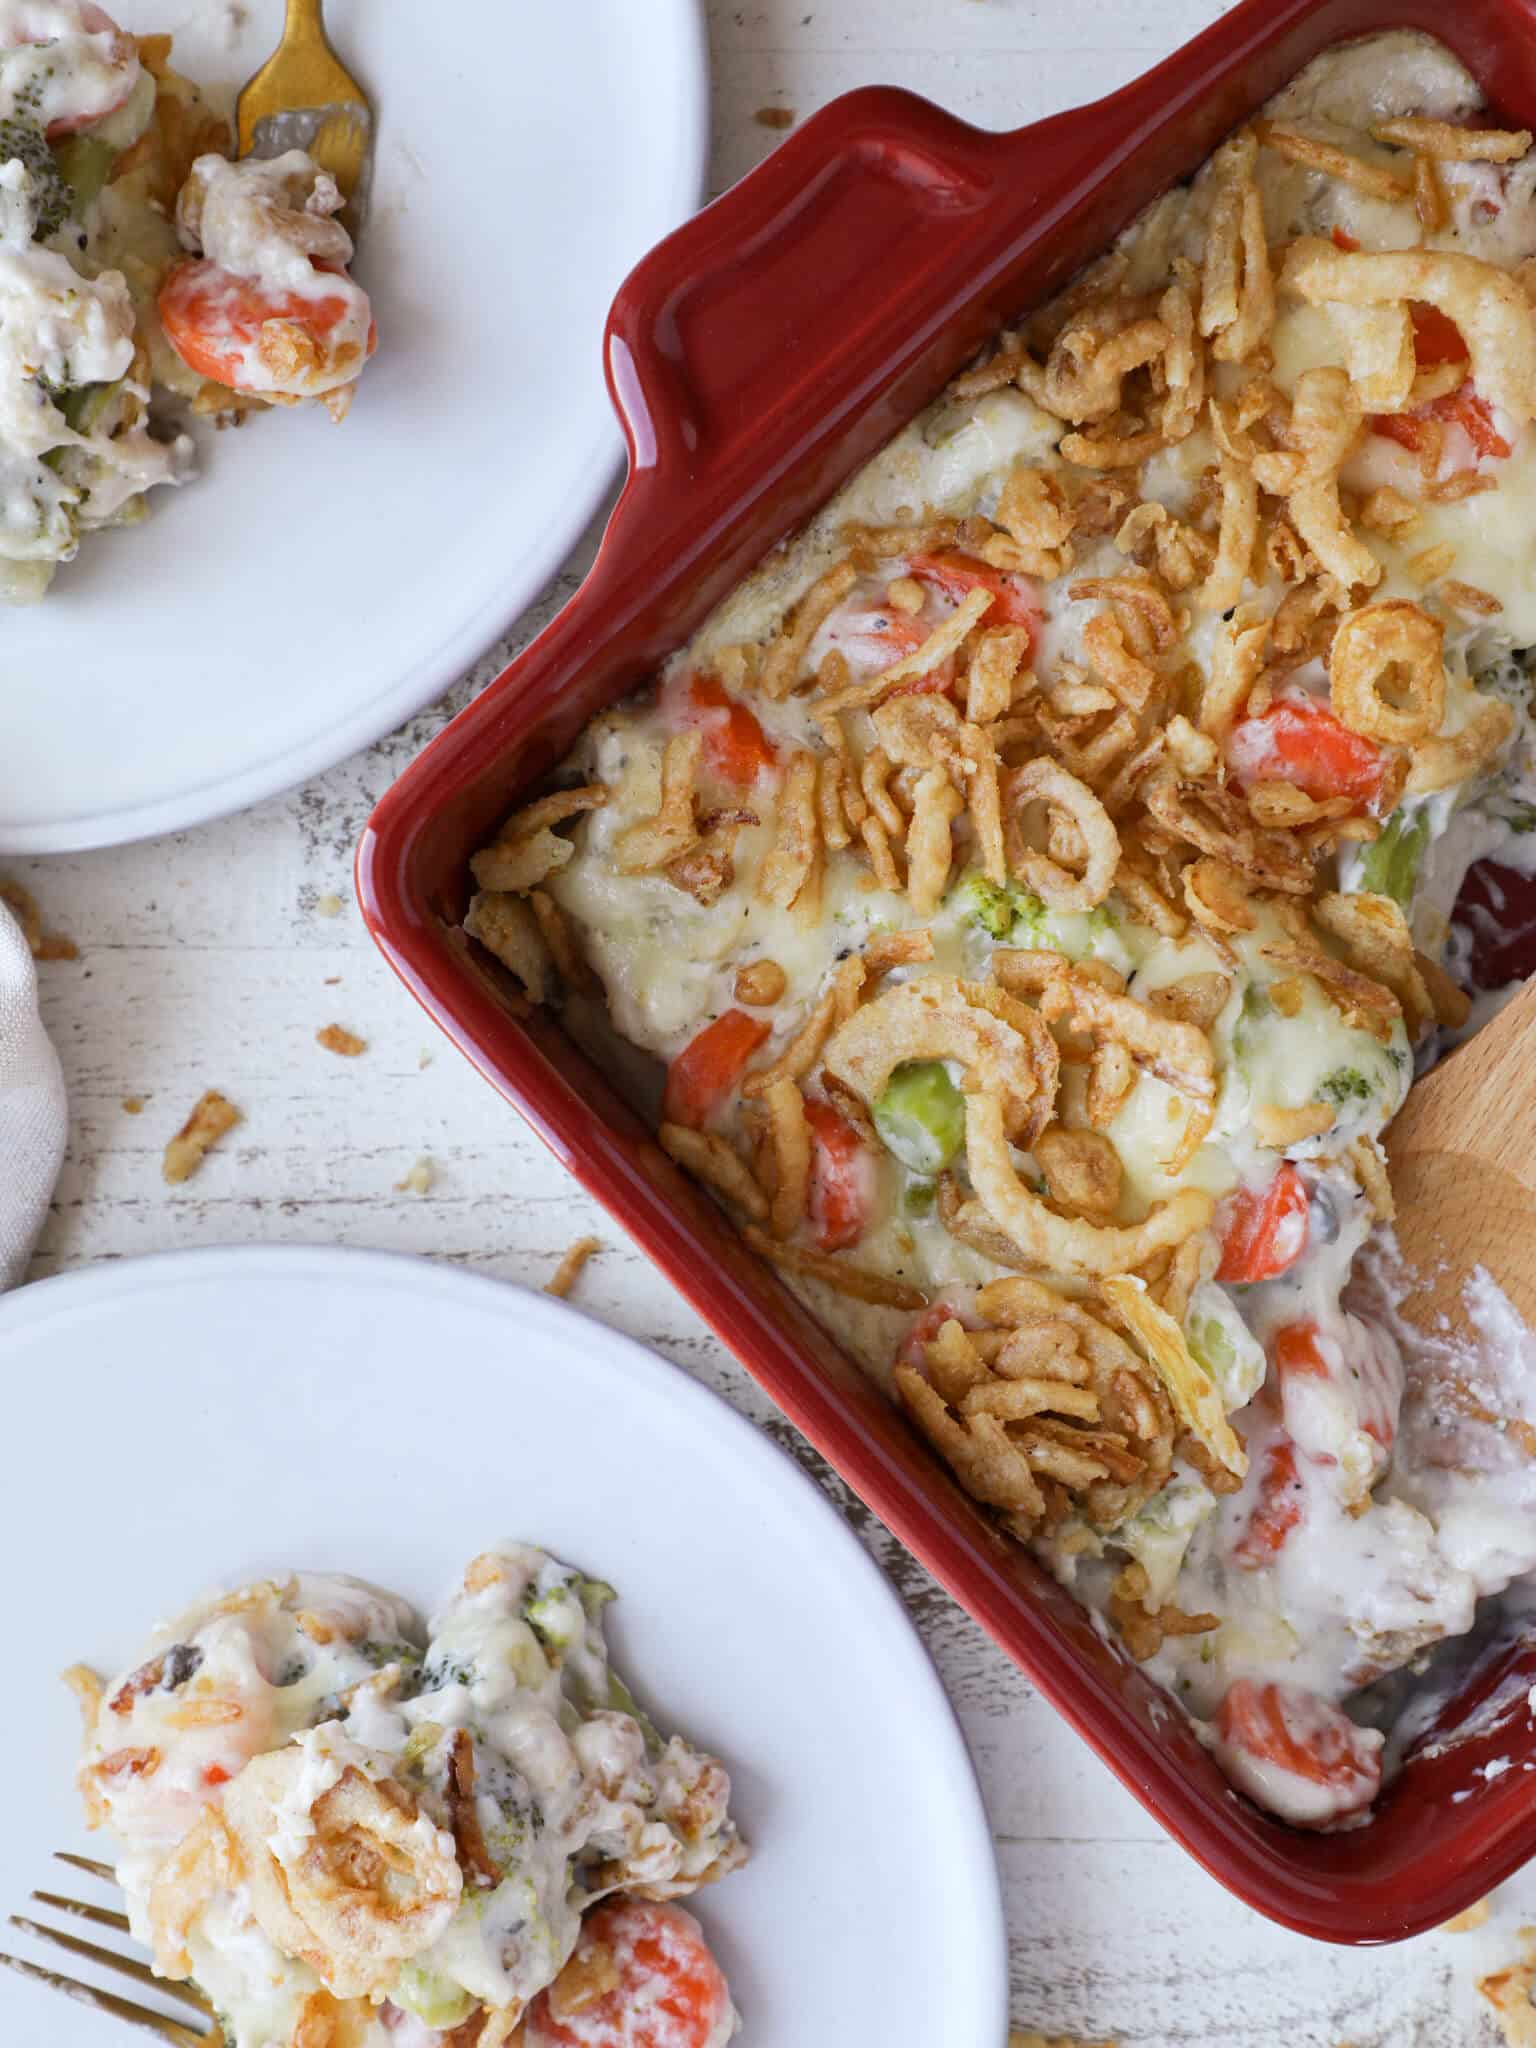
[[0, 1853, 214, 2044]]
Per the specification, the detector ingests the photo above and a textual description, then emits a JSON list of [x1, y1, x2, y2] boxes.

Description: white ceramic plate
[[0, 1247, 1007, 2046], [0, 0, 706, 852]]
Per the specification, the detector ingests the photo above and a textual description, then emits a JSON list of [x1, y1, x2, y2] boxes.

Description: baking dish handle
[[599, 86, 1110, 562]]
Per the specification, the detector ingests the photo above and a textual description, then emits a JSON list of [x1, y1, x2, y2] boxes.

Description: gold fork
[[0, 1853, 217, 2043], [236, 0, 374, 228]]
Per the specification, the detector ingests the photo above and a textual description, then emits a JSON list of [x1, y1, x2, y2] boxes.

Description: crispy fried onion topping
[[1143, 769, 1315, 895], [1003, 949, 1217, 1172], [1004, 758, 1119, 911], [1372, 116, 1533, 163], [613, 732, 703, 874], [601, 734, 750, 900], [1406, 695, 1515, 795], [1312, 888, 1433, 1040], [1201, 604, 1269, 739], [1329, 600, 1446, 747], [1280, 239, 1536, 427], [192, 1749, 461, 1999], [824, 975, 1056, 1143], [471, 785, 608, 894], [1199, 455, 1261, 614], [1100, 1275, 1247, 1479], [1016, 298, 1171, 424], [895, 1279, 1178, 1537], [1199, 130, 1274, 364], [825, 977, 1210, 1276], [464, 891, 554, 1007]]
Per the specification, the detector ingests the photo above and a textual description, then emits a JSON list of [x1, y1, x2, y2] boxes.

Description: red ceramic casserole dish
[[359, 0, 1536, 1941]]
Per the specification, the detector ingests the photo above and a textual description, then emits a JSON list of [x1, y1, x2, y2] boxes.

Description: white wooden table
[[8, 4, 1526, 2040]]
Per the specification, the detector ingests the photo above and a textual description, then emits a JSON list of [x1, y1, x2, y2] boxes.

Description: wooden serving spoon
[[1385, 973, 1536, 1337], [236, 0, 373, 228]]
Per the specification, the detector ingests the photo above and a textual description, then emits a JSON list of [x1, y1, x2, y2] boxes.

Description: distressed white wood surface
[[6, 2, 1529, 2040]]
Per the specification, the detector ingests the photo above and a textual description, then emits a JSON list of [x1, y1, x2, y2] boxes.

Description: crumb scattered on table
[[1479, 1960, 1536, 2045], [1, 876, 78, 961], [418, 1050, 434, 1070], [317, 1024, 367, 1057], [754, 104, 795, 128], [121, 1096, 145, 1115], [1009, 2034, 1118, 2048], [395, 1157, 436, 1195], [163, 1090, 242, 1185], [546, 1237, 601, 1299], [315, 892, 345, 918]]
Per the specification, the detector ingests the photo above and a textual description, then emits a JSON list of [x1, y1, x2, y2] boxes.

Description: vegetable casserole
[[67, 1547, 744, 2048], [463, 31, 1536, 1831]]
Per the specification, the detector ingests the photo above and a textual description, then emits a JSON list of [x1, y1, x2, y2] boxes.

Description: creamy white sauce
[[0, 0, 138, 133]]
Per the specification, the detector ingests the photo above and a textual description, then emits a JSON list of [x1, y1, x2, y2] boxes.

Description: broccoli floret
[[1318, 1066, 1375, 1108], [1503, 801, 1536, 835], [1357, 806, 1430, 908], [0, 116, 73, 241], [951, 867, 1053, 942], [954, 868, 1017, 938]]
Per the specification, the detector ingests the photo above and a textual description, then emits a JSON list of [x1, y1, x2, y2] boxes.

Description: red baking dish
[[360, 0, 1536, 1941]]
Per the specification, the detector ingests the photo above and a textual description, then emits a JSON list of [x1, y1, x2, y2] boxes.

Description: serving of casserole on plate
[[363, 0, 1536, 1939], [0, 0, 378, 605], [0, 1248, 1005, 2045], [70, 1547, 746, 2047], [0, 0, 705, 854]]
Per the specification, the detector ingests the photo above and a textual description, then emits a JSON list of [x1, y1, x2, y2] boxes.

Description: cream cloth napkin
[[0, 899, 66, 1287]]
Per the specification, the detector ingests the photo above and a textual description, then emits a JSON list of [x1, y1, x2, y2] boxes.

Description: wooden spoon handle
[[1388, 971, 1536, 1186]]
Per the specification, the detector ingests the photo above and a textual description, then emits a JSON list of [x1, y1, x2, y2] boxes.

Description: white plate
[[0, 0, 706, 852], [0, 1247, 1007, 2046]]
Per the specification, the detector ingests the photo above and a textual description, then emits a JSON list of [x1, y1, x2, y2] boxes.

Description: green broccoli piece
[[50, 133, 116, 217], [0, 116, 73, 242], [954, 868, 1017, 939], [951, 867, 1054, 943], [874, 1061, 966, 1175], [1357, 806, 1430, 910], [1318, 1067, 1375, 1108], [1503, 801, 1536, 835]]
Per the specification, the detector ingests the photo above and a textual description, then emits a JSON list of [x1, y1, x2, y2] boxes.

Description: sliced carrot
[[908, 550, 1042, 640], [1227, 698, 1389, 810], [30, 3, 136, 137], [662, 1010, 769, 1129], [1435, 385, 1511, 460], [1370, 306, 1510, 462], [1216, 1679, 1382, 1800], [1409, 301, 1468, 367], [1216, 1166, 1310, 1284], [1273, 1320, 1331, 1380], [1233, 1438, 1304, 1566], [158, 258, 375, 394], [681, 672, 777, 785], [526, 1900, 733, 2048], [805, 1096, 874, 1251]]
